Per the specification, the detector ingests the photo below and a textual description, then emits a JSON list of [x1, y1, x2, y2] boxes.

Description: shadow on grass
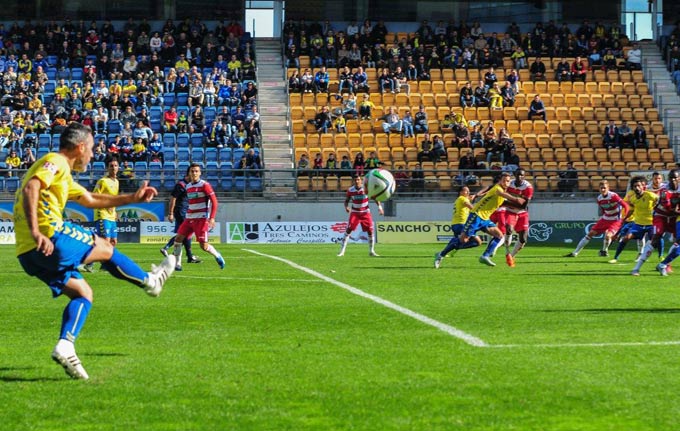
[[0, 367, 63, 382], [541, 308, 680, 313], [88, 352, 127, 357]]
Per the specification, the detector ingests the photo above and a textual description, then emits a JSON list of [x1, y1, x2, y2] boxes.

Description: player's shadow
[[88, 352, 127, 357], [541, 308, 680, 313], [0, 367, 63, 382]]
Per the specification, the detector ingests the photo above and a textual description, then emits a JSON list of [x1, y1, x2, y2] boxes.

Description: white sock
[[173, 243, 183, 263], [504, 234, 512, 254], [511, 241, 523, 257], [602, 237, 611, 252], [633, 242, 655, 271], [574, 236, 591, 254], [369, 234, 375, 253], [203, 243, 221, 258], [339, 234, 349, 254]]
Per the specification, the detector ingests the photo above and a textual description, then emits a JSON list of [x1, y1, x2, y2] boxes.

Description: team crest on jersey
[[42, 161, 58, 175]]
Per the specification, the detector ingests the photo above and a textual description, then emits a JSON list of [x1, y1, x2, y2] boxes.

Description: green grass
[[2, 243, 680, 430]]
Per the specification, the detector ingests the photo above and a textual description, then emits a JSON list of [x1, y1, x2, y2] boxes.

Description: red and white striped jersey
[[185, 179, 217, 219], [597, 191, 626, 220], [504, 179, 533, 214], [347, 185, 370, 213]]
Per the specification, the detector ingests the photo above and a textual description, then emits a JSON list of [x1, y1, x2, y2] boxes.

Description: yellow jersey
[[93, 176, 119, 222], [472, 184, 506, 220], [452, 195, 472, 225], [628, 190, 658, 226], [13, 152, 87, 256]]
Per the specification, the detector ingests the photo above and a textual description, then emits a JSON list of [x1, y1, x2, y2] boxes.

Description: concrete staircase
[[255, 38, 296, 198], [639, 41, 680, 153]]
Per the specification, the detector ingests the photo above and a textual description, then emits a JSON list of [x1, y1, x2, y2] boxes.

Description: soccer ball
[[364, 168, 396, 202]]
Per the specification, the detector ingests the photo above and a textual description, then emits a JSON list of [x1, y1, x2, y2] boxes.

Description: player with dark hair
[[566, 180, 629, 258], [83, 158, 120, 272], [502, 168, 534, 267], [14, 122, 175, 380], [172, 163, 225, 270], [434, 172, 525, 268], [634, 170, 680, 274], [337, 174, 384, 257], [434, 186, 475, 268], [609, 176, 658, 275], [160, 167, 200, 264]]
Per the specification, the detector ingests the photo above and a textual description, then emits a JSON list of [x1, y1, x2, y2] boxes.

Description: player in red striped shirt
[[172, 163, 225, 271], [337, 175, 384, 257]]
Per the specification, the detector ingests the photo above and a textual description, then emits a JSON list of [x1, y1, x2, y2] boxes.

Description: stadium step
[[640, 41, 680, 149], [255, 39, 294, 192]]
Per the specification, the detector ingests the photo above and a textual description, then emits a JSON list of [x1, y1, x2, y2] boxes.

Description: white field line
[[174, 275, 323, 283], [243, 249, 488, 347], [490, 340, 680, 348]]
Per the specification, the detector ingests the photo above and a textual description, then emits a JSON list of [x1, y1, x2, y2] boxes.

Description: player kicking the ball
[[14, 123, 175, 380], [338, 175, 384, 257]]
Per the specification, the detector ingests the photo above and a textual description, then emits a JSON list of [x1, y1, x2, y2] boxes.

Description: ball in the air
[[364, 168, 396, 202]]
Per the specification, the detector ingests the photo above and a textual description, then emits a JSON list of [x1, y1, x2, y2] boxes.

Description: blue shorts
[[17, 222, 95, 298], [617, 221, 634, 238], [95, 219, 118, 239], [462, 213, 496, 238], [451, 223, 465, 236], [628, 223, 654, 240]]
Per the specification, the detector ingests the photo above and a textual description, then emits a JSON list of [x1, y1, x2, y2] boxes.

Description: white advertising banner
[[139, 221, 221, 244], [226, 222, 370, 244], [0, 222, 15, 244]]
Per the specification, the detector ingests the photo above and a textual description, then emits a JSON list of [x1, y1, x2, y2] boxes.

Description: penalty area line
[[243, 249, 488, 347]]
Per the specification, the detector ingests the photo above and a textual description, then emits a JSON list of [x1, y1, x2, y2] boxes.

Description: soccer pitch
[[2, 243, 680, 430]]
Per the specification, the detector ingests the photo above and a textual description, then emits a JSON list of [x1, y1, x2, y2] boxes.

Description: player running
[[565, 180, 629, 258], [501, 168, 534, 267], [337, 174, 384, 257], [172, 163, 225, 271], [609, 176, 658, 275], [433, 185, 476, 268], [14, 123, 175, 380], [434, 172, 525, 268], [83, 159, 120, 272], [160, 168, 201, 264]]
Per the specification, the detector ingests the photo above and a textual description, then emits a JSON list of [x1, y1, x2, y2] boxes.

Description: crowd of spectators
[[0, 16, 262, 181]]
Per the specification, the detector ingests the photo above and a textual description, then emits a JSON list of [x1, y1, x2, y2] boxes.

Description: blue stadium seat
[[176, 93, 189, 106], [0, 176, 4, 192], [205, 148, 218, 162], [163, 147, 177, 162], [190, 133, 203, 147], [233, 176, 246, 192], [150, 119, 162, 133], [205, 161, 220, 183], [190, 147, 204, 163], [248, 176, 262, 192], [162, 133, 176, 148], [204, 106, 216, 124], [149, 162, 163, 188], [134, 161, 149, 176], [176, 133, 190, 148], [46, 56, 58, 67], [149, 106, 162, 121], [163, 161, 178, 189], [233, 148, 245, 163], [163, 93, 175, 106], [107, 120, 122, 134], [176, 147, 190, 161], [177, 161, 191, 174], [45, 80, 56, 94], [92, 161, 106, 177], [70, 68, 83, 80], [37, 148, 49, 158], [218, 148, 232, 163], [219, 175, 233, 191]]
